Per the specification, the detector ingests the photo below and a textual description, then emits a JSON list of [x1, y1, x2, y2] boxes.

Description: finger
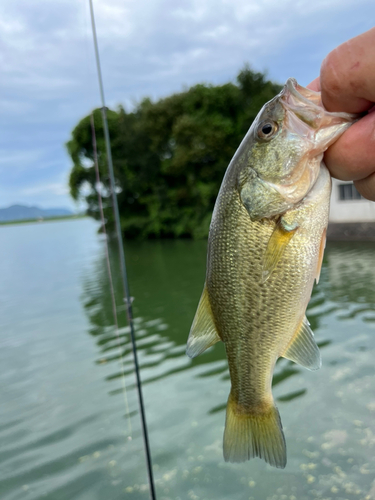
[[354, 172, 375, 202], [324, 111, 375, 181], [320, 27, 375, 113], [306, 77, 320, 92]]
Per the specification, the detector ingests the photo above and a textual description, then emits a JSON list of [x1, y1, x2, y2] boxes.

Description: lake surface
[[1, 218, 375, 500]]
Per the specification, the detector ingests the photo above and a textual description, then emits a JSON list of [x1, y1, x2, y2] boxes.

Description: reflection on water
[[326, 242, 375, 324], [82, 236, 375, 499], [82, 239, 333, 410], [1, 220, 375, 500]]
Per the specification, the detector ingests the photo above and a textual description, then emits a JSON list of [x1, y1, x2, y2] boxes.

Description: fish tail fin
[[223, 391, 286, 468]]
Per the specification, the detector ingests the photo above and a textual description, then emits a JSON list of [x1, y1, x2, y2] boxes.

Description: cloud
[[20, 182, 69, 197], [0, 0, 374, 209], [0, 150, 43, 168]]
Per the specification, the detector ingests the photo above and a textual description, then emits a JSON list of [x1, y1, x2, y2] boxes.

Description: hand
[[308, 28, 375, 201]]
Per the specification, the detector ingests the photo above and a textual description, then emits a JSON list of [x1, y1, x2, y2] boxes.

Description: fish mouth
[[284, 78, 323, 109], [266, 78, 358, 206], [280, 78, 357, 151]]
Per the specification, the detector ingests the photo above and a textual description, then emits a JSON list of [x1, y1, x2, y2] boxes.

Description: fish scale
[[186, 79, 356, 468]]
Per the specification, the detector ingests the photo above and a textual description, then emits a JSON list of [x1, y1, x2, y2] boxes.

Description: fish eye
[[257, 121, 278, 140]]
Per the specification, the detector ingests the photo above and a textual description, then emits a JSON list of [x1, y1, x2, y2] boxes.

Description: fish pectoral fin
[[186, 284, 221, 358], [315, 228, 327, 284], [262, 218, 299, 283], [281, 316, 321, 371]]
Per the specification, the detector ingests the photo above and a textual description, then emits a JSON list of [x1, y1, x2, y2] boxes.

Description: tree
[[67, 67, 281, 239]]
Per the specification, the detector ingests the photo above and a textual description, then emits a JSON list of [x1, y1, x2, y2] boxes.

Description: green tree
[[67, 67, 281, 239]]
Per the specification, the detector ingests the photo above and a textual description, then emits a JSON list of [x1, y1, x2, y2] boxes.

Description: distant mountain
[[0, 204, 73, 222]]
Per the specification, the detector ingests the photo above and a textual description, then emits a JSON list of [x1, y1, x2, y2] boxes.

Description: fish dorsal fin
[[281, 316, 321, 371], [186, 284, 221, 358], [262, 218, 299, 283], [315, 228, 327, 284]]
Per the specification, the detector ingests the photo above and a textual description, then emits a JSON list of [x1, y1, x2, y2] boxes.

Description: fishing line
[[88, 1, 157, 499], [90, 113, 132, 438]]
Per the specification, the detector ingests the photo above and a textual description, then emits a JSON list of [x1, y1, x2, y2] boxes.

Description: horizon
[[0, 203, 74, 210]]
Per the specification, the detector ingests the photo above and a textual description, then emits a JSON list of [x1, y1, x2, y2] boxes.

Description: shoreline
[[0, 215, 87, 226], [327, 222, 375, 241], [2, 216, 375, 242]]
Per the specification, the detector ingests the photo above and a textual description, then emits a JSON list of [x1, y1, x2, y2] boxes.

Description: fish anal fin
[[186, 285, 221, 358], [315, 228, 327, 284], [223, 392, 286, 468], [282, 316, 321, 371], [262, 218, 299, 283]]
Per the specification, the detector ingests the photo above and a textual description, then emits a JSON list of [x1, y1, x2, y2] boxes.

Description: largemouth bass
[[186, 79, 356, 469]]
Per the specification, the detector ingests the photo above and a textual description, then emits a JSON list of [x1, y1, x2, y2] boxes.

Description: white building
[[329, 178, 375, 223]]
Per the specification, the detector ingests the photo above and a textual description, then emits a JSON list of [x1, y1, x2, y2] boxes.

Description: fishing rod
[[88, 1, 157, 499], [90, 113, 132, 437]]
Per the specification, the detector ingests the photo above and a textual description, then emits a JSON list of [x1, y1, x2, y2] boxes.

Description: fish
[[186, 79, 356, 469]]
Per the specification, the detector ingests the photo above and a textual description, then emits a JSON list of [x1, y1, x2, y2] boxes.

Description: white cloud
[[0, 0, 374, 208], [0, 150, 43, 168], [20, 182, 69, 197]]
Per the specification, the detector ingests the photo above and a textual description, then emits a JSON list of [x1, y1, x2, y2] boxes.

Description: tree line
[[67, 67, 281, 239]]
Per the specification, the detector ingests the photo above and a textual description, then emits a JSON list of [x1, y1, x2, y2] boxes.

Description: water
[[1, 218, 375, 500]]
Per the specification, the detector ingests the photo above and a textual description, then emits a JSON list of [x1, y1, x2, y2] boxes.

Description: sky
[[1, 0, 374, 210]]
